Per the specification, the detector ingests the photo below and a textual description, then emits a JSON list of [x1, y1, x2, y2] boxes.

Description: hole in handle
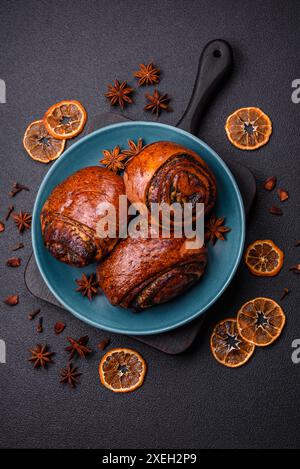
[[213, 49, 222, 58]]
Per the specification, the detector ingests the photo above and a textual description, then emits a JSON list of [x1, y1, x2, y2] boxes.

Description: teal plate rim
[[32, 121, 245, 335]]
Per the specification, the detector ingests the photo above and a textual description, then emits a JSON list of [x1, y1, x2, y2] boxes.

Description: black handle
[[176, 39, 233, 135]]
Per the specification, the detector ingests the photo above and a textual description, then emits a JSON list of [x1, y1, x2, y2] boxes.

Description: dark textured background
[[0, 0, 300, 449]]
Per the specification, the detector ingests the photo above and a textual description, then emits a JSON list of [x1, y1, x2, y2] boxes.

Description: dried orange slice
[[23, 119, 65, 163], [245, 240, 284, 277], [44, 100, 87, 140], [225, 107, 272, 150], [210, 318, 255, 368], [99, 348, 147, 393], [237, 297, 286, 347]]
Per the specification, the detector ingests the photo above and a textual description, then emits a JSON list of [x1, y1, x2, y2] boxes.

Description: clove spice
[[97, 338, 110, 351], [9, 182, 30, 197], [5, 205, 14, 221], [12, 243, 24, 251], [27, 308, 41, 320], [36, 317, 43, 333], [280, 288, 290, 300]]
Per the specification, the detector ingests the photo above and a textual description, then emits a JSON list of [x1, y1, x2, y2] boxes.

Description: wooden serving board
[[24, 112, 256, 354]]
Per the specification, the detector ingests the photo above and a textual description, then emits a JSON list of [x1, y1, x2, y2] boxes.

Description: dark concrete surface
[[0, 0, 299, 449]]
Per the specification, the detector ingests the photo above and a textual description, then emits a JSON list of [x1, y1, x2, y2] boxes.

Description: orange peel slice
[[99, 348, 147, 393], [210, 318, 255, 368], [23, 119, 65, 163], [237, 297, 286, 347], [245, 240, 284, 277], [44, 100, 87, 140]]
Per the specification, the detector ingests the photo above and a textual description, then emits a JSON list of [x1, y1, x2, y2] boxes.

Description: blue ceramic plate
[[32, 122, 245, 335]]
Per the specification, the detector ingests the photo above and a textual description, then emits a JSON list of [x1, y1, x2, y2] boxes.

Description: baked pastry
[[124, 141, 217, 221], [97, 235, 207, 310], [41, 166, 125, 267]]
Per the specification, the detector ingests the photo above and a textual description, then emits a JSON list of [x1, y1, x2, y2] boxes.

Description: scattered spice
[[12, 243, 24, 251], [134, 62, 160, 86], [269, 205, 283, 216], [278, 188, 289, 202], [9, 182, 29, 197], [144, 89, 171, 116], [13, 210, 32, 232], [5, 205, 14, 220], [36, 317, 43, 333], [263, 176, 277, 191], [27, 308, 41, 320], [0, 221, 5, 233], [290, 264, 300, 274], [6, 257, 21, 268], [60, 362, 81, 388], [65, 336, 92, 359], [28, 344, 54, 368], [97, 338, 110, 351], [4, 295, 19, 306], [123, 138, 145, 164], [280, 288, 290, 300], [205, 214, 231, 245], [104, 80, 134, 109], [100, 146, 127, 174], [75, 272, 99, 300], [54, 322, 66, 335]]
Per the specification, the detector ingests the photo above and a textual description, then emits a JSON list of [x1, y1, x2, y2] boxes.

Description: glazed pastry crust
[[41, 166, 125, 267], [124, 141, 217, 218], [97, 235, 207, 309]]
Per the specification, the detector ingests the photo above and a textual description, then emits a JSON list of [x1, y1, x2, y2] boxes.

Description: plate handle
[[176, 39, 233, 135]]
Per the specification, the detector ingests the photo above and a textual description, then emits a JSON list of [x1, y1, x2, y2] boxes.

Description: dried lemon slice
[[23, 119, 65, 163], [210, 318, 255, 368], [44, 100, 87, 140], [99, 348, 147, 393], [225, 107, 272, 150], [237, 297, 286, 347], [245, 240, 284, 277]]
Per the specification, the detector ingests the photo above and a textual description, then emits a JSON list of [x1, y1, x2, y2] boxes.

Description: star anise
[[104, 80, 134, 109], [205, 214, 231, 245], [28, 344, 55, 368], [60, 362, 81, 388], [75, 272, 99, 300], [134, 62, 160, 86], [65, 336, 92, 359], [100, 145, 127, 173], [13, 210, 32, 233], [144, 89, 171, 116], [123, 138, 145, 164]]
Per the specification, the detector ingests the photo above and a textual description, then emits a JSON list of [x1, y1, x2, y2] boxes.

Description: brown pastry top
[[41, 166, 126, 266]]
